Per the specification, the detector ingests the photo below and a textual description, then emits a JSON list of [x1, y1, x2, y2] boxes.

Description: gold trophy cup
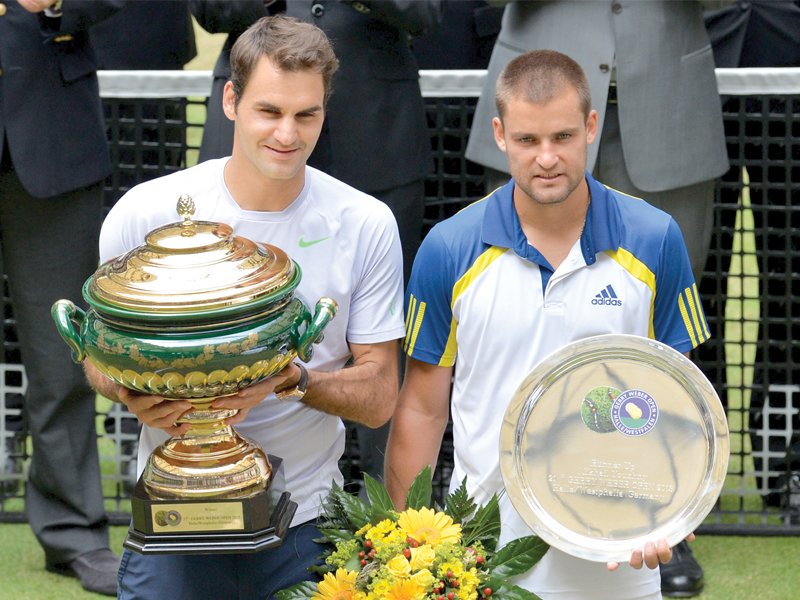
[[53, 196, 337, 554]]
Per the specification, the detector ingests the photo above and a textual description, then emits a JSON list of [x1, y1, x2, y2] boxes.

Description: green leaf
[[462, 493, 501, 551], [489, 536, 549, 578], [316, 481, 354, 531], [363, 473, 398, 522], [490, 581, 544, 600], [334, 486, 372, 529], [317, 528, 355, 544], [405, 465, 433, 509], [343, 550, 362, 572], [444, 476, 477, 524], [274, 580, 317, 600]]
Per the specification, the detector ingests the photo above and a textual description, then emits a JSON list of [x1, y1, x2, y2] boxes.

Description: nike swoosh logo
[[298, 236, 330, 248]]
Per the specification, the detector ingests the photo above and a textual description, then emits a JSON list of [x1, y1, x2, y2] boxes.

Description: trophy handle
[[296, 297, 338, 362], [51, 299, 87, 363]]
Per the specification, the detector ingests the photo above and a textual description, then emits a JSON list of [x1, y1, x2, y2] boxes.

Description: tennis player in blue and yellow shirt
[[386, 49, 708, 600]]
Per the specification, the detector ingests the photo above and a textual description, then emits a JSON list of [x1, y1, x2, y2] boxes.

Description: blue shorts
[[118, 521, 322, 599]]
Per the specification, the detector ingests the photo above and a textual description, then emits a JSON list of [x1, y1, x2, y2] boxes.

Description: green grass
[[0, 523, 797, 598], [0, 524, 128, 599]]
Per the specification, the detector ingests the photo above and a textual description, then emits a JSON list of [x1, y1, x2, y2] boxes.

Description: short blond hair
[[495, 50, 591, 120]]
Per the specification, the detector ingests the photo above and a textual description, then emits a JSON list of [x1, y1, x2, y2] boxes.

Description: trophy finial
[[177, 194, 196, 236], [177, 194, 195, 221]]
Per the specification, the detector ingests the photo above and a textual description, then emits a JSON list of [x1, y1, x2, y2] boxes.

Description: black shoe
[[47, 548, 120, 596], [660, 540, 704, 598]]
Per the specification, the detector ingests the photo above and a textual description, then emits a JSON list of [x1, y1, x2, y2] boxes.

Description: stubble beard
[[519, 173, 581, 207]]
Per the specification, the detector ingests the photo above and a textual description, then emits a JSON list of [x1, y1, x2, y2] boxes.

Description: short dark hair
[[495, 50, 592, 120], [229, 14, 339, 105]]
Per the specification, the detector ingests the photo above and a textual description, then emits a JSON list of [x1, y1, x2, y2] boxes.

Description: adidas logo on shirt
[[591, 284, 623, 306]]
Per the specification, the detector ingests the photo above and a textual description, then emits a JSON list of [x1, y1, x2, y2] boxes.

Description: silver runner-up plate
[[499, 334, 729, 562]]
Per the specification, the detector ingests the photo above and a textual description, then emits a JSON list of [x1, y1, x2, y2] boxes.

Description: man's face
[[223, 56, 325, 185], [492, 87, 597, 207]]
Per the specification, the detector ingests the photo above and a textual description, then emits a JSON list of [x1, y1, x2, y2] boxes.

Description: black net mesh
[[1, 83, 798, 534]]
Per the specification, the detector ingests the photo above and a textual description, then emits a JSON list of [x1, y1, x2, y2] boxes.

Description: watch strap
[[275, 362, 308, 401]]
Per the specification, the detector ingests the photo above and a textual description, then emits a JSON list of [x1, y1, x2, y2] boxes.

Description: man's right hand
[[117, 387, 193, 437], [83, 360, 192, 437]]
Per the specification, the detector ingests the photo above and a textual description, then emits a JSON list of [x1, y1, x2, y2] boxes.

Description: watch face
[[277, 388, 304, 402], [499, 333, 729, 562]]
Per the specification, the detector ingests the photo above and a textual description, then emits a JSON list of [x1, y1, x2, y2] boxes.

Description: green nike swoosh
[[298, 235, 330, 248]]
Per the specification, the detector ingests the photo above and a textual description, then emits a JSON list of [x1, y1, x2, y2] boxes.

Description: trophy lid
[[86, 195, 299, 322]]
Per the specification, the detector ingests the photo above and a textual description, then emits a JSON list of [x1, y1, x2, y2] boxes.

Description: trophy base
[[124, 455, 297, 555]]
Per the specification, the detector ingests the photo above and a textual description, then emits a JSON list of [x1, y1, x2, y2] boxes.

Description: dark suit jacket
[[0, 1, 124, 199], [287, 0, 439, 192], [190, 0, 275, 162], [413, 0, 502, 70], [90, 0, 197, 70], [704, 0, 800, 68], [193, 0, 439, 193]]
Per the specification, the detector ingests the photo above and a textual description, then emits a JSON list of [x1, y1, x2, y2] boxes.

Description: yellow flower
[[409, 544, 436, 571], [397, 507, 462, 547], [457, 567, 481, 600], [410, 568, 435, 590], [366, 519, 398, 542], [365, 519, 406, 557], [369, 579, 392, 599], [385, 554, 412, 578], [437, 561, 464, 579], [384, 578, 426, 600], [313, 568, 360, 600]]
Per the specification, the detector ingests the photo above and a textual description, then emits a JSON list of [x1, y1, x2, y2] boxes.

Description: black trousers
[[0, 153, 108, 566]]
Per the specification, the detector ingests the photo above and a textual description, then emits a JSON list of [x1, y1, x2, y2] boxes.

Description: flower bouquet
[[276, 466, 549, 600]]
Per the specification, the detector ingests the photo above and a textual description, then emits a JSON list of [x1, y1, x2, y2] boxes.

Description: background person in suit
[[700, 0, 800, 522], [190, 0, 282, 163], [192, 0, 441, 494], [412, 0, 502, 70], [0, 0, 124, 595], [90, 0, 197, 191], [90, 0, 198, 496], [463, 2, 728, 597], [466, 0, 728, 284], [90, 0, 197, 71]]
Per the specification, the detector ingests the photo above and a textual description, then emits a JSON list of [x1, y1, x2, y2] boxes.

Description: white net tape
[[97, 68, 800, 99]]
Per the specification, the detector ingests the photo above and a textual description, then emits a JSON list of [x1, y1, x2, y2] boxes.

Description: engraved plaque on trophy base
[[124, 456, 297, 555], [500, 334, 729, 562]]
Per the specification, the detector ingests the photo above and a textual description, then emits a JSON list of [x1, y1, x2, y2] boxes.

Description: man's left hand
[[607, 533, 695, 572], [210, 363, 301, 425]]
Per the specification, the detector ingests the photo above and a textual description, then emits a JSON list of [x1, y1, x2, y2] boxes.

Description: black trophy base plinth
[[124, 455, 297, 555]]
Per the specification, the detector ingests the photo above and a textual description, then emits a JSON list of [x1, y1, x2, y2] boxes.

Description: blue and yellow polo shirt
[[403, 172, 709, 511]]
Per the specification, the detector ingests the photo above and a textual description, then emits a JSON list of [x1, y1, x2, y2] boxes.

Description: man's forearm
[[303, 351, 398, 428], [83, 360, 125, 403], [385, 405, 449, 509]]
